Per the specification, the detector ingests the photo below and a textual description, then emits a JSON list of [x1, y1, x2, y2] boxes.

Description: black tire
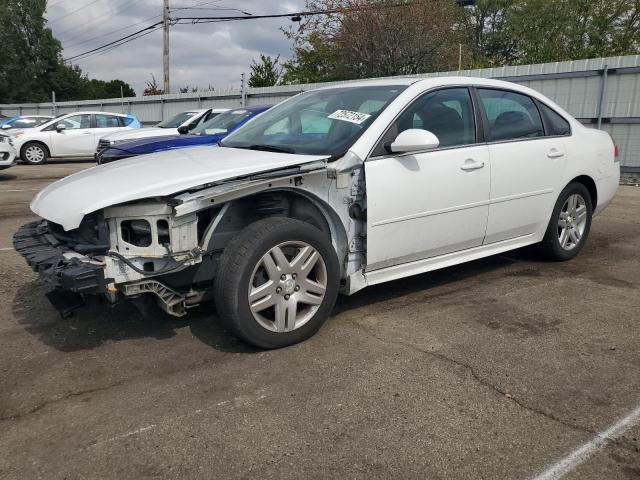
[[214, 217, 340, 349], [21, 142, 49, 165], [539, 182, 593, 261]]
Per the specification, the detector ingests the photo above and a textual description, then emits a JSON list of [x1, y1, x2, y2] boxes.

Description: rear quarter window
[[539, 103, 571, 136]]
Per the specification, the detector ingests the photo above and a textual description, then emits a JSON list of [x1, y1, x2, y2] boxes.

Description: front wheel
[[539, 182, 593, 261], [21, 142, 49, 165], [214, 217, 340, 349]]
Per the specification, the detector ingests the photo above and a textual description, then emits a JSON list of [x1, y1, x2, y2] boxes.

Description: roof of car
[[59, 111, 130, 116], [314, 76, 526, 91], [228, 105, 270, 112]]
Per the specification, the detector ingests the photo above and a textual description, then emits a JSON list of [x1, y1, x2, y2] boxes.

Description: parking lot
[[0, 161, 638, 479]]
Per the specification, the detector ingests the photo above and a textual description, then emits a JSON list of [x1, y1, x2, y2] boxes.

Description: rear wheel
[[214, 217, 339, 349], [21, 142, 48, 165], [540, 182, 593, 261]]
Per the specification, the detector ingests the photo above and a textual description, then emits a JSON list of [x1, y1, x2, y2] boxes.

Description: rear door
[[476, 88, 568, 244], [49, 114, 94, 156]]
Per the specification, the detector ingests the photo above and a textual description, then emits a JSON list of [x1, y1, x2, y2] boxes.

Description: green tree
[[248, 54, 283, 87], [465, 0, 640, 66], [0, 0, 60, 102], [282, 0, 468, 84], [0, 0, 135, 103], [463, 0, 518, 67], [282, 32, 345, 84], [508, 0, 640, 64]]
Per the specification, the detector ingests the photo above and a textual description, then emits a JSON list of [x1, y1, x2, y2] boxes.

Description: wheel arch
[[569, 175, 598, 208], [201, 188, 349, 275]]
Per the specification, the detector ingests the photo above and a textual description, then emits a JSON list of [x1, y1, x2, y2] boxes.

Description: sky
[[46, 0, 308, 95]]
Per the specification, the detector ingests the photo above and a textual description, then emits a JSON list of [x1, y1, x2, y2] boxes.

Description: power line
[[47, 0, 104, 24], [64, 3, 441, 64], [64, 9, 328, 62], [64, 13, 162, 50], [55, 0, 144, 41], [64, 22, 163, 62], [66, 26, 163, 63], [47, 0, 71, 7]]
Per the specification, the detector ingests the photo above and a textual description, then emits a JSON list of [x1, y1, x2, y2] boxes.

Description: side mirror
[[177, 125, 189, 135], [1, 124, 12, 130], [56, 123, 67, 133], [388, 129, 439, 154]]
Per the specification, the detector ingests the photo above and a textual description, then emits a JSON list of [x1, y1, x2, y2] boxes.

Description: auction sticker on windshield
[[328, 110, 371, 125]]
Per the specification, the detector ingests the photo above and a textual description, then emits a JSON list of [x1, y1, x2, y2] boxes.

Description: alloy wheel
[[557, 193, 588, 251], [248, 241, 327, 333]]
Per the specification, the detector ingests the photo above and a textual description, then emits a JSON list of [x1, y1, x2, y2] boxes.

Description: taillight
[[608, 133, 619, 161]]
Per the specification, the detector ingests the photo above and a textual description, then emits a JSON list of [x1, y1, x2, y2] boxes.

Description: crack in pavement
[[350, 319, 595, 436], [0, 379, 128, 422], [0, 350, 239, 423]]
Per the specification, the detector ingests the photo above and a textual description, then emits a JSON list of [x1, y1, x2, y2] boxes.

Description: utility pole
[[163, 0, 170, 94]]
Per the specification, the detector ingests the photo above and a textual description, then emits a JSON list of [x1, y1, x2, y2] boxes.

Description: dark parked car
[[96, 105, 270, 164]]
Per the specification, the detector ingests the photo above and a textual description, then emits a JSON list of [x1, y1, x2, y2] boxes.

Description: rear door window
[[477, 89, 544, 141], [95, 114, 121, 128]]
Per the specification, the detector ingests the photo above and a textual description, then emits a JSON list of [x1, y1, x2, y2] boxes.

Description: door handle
[[460, 159, 485, 171], [547, 148, 565, 159]]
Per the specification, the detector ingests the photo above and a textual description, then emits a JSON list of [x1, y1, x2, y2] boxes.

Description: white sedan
[[96, 108, 228, 153], [0, 133, 17, 170], [15, 77, 619, 348], [12, 111, 140, 165]]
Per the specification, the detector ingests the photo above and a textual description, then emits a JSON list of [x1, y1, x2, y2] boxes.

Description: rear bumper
[[13, 221, 109, 315]]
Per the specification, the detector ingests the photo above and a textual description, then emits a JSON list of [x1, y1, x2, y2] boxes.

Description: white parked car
[[0, 133, 17, 170], [12, 111, 141, 165], [14, 77, 619, 348], [96, 108, 228, 153]]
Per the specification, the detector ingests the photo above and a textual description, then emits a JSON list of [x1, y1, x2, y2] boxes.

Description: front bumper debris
[[13, 221, 109, 317]]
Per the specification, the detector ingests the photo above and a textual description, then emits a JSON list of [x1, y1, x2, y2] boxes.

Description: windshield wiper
[[246, 144, 295, 154]]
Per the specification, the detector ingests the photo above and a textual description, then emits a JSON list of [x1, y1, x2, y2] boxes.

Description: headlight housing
[[103, 202, 198, 258]]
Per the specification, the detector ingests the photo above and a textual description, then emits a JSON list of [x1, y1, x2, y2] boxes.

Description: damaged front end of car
[[13, 202, 205, 318], [13, 157, 349, 319]]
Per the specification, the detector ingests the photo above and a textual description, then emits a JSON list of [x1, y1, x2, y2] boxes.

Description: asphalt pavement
[[1, 160, 639, 479]]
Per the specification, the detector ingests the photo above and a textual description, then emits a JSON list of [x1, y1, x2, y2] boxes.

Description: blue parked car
[[96, 105, 270, 164]]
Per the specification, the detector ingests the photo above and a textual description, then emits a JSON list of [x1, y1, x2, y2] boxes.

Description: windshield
[[10, 117, 51, 128], [190, 109, 258, 136], [220, 85, 406, 158], [156, 111, 198, 128]]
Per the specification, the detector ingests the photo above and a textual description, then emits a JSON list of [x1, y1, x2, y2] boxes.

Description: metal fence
[[1, 55, 639, 171]]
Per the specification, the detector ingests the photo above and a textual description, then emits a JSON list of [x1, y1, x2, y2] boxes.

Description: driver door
[[49, 114, 94, 156], [365, 87, 491, 271]]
